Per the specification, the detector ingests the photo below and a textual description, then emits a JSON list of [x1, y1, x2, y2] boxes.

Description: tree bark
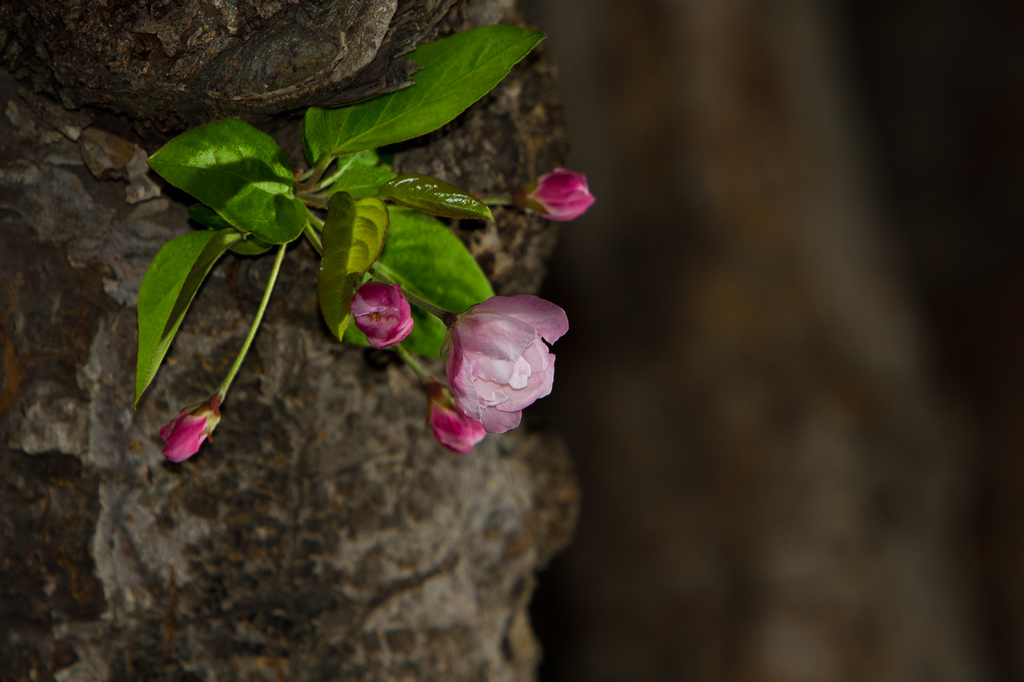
[[0, 2, 578, 680], [533, 0, 991, 680], [1, 0, 459, 129]]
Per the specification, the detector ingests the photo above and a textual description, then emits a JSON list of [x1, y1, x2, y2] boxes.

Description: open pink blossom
[[351, 282, 414, 348], [445, 295, 568, 434], [426, 380, 487, 454], [516, 168, 595, 221], [159, 395, 221, 463]]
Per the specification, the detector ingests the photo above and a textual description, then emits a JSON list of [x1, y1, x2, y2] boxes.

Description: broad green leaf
[[187, 203, 234, 230], [317, 193, 390, 340], [135, 228, 245, 406], [355, 208, 494, 357], [303, 25, 544, 164], [149, 118, 306, 244], [188, 204, 273, 255], [376, 173, 493, 220]]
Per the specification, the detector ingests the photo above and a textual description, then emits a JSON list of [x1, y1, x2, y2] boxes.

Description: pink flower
[[515, 168, 595, 221], [159, 395, 221, 463], [351, 282, 414, 348], [445, 295, 568, 434], [426, 380, 487, 454]]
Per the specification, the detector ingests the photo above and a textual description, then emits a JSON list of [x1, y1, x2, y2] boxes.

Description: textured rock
[[1, 0, 460, 129], [0, 2, 578, 679]]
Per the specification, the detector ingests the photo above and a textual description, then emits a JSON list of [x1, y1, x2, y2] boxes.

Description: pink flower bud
[[516, 168, 595, 221], [351, 282, 414, 349], [159, 395, 221, 463], [445, 295, 568, 434], [426, 380, 487, 454]]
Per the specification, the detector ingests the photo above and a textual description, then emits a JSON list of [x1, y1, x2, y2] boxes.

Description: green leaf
[[318, 150, 396, 199], [366, 208, 494, 357], [188, 204, 274, 255], [321, 149, 381, 178], [135, 228, 245, 406], [376, 173, 493, 220], [326, 165, 397, 200], [149, 118, 306, 244], [187, 203, 234, 231], [317, 193, 390, 340], [303, 25, 545, 164]]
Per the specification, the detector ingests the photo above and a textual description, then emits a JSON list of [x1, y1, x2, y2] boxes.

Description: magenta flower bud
[[159, 395, 221, 463], [444, 295, 568, 434], [351, 282, 414, 348], [515, 168, 595, 221], [426, 380, 487, 454]]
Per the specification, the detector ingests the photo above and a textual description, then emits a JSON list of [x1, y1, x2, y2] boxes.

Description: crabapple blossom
[[445, 295, 567, 433], [515, 168, 594, 221], [159, 395, 221, 463], [426, 380, 487, 454], [351, 281, 414, 348]]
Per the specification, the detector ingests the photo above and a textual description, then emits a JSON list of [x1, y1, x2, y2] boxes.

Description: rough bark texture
[[0, 2, 578, 680], [1, 0, 460, 129]]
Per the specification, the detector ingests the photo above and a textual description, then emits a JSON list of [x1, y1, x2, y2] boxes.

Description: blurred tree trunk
[[536, 0, 992, 680], [0, 2, 578, 680]]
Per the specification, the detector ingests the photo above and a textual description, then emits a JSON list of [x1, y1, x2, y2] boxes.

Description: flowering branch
[[138, 24, 592, 463]]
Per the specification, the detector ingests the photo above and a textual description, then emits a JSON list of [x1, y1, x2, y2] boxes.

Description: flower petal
[[471, 295, 568, 344], [479, 406, 522, 434], [447, 334, 483, 421], [430, 403, 486, 454], [457, 312, 537, 360], [473, 377, 511, 408], [159, 412, 186, 442], [496, 348, 555, 413], [161, 414, 208, 463], [464, 350, 516, 384], [531, 168, 595, 221], [507, 355, 532, 390]]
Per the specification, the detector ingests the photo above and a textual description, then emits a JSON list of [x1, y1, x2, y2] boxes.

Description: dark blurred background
[[525, 0, 1024, 679]]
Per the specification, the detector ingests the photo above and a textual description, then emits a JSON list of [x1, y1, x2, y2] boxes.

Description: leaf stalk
[[216, 242, 288, 401]]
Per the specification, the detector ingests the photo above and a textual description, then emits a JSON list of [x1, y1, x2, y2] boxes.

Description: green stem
[[307, 153, 337, 189], [307, 211, 324, 231], [303, 218, 323, 256], [482, 193, 512, 206], [392, 343, 430, 383], [297, 190, 329, 209], [216, 243, 287, 401], [304, 206, 325, 254], [316, 153, 359, 190], [369, 263, 455, 325]]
